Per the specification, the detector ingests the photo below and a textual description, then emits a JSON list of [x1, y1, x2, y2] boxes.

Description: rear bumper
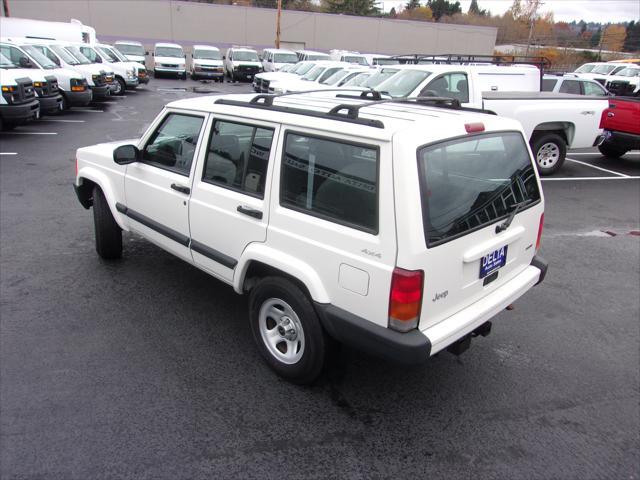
[[38, 94, 63, 114], [424, 256, 547, 355], [595, 130, 640, 150], [64, 89, 93, 107], [0, 99, 40, 124]]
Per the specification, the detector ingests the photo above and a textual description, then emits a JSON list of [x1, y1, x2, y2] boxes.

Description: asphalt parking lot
[[1, 78, 639, 480]]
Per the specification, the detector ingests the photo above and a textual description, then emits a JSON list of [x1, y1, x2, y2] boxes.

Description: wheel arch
[[76, 167, 128, 230], [234, 245, 331, 304], [531, 122, 574, 146]]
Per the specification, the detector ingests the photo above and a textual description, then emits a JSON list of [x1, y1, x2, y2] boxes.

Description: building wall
[[8, 0, 497, 55]]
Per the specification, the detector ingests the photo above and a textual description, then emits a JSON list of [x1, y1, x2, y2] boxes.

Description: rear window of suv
[[417, 131, 540, 246]]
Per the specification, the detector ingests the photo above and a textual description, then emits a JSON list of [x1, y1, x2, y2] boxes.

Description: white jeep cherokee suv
[[74, 91, 548, 384]]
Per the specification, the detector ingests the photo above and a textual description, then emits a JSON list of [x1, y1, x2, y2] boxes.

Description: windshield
[[321, 69, 350, 85], [193, 49, 222, 60], [20, 45, 56, 69], [116, 43, 144, 56], [279, 64, 293, 72], [0, 53, 16, 68], [308, 54, 329, 60], [156, 47, 183, 58], [375, 69, 430, 97], [418, 132, 540, 246], [65, 46, 92, 65], [106, 46, 128, 62], [363, 68, 399, 88], [617, 67, 640, 77], [292, 62, 314, 74], [373, 58, 399, 65], [592, 64, 617, 74], [274, 53, 298, 63], [96, 46, 120, 63], [575, 64, 596, 73], [233, 50, 259, 61], [342, 72, 371, 87], [302, 65, 325, 81], [50, 45, 80, 65], [343, 55, 368, 65]]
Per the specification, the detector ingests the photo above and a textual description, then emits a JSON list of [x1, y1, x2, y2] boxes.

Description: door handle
[[237, 205, 263, 219], [171, 183, 190, 194]]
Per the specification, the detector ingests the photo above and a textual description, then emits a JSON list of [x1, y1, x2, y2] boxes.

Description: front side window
[[203, 120, 275, 198], [559, 80, 582, 94], [420, 72, 469, 102], [418, 132, 540, 246], [143, 113, 204, 175], [318, 67, 343, 83], [79, 47, 100, 63], [64, 46, 92, 65], [50, 45, 80, 65], [281, 133, 379, 233], [0, 45, 32, 67]]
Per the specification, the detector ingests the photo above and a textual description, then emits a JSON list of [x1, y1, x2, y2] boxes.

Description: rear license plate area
[[480, 245, 508, 278]]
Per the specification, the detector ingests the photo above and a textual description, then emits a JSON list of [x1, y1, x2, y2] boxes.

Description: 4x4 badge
[[361, 248, 381, 259]]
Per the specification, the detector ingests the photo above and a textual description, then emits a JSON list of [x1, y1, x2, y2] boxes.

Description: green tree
[[323, 0, 380, 16], [389, 6, 397, 17], [405, 0, 421, 10], [623, 20, 640, 52], [468, 0, 487, 16], [426, 0, 461, 21], [590, 27, 602, 48]]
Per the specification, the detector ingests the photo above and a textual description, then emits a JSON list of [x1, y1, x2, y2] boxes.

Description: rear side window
[[559, 80, 582, 95], [583, 81, 607, 96], [281, 133, 378, 233], [418, 132, 540, 246], [202, 120, 274, 198], [542, 78, 558, 91]]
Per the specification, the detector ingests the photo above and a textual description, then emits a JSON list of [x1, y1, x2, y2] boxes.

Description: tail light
[[536, 213, 544, 251], [388, 268, 424, 332]]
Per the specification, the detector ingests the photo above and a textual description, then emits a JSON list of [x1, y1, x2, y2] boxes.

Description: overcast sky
[[382, 0, 639, 23]]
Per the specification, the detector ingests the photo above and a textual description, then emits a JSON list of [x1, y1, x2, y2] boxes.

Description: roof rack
[[390, 53, 551, 89], [214, 90, 495, 129]]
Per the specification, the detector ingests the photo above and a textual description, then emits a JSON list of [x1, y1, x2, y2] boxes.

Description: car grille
[[44, 75, 59, 95], [237, 65, 260, 74], [93, 73, 107, 87], [201, 66, 223, 72], [138, 68, 147, 78], [607, 80, 636, 96], [17, 77, 36, 102], [261, 79, 270, 93], [161, 63, 178, 68]]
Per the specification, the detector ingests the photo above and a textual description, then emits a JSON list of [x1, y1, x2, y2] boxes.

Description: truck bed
[[481, 91, 606, 101]]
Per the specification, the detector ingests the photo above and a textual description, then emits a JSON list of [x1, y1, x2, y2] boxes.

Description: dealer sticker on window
[[480, 245, 508, 278]]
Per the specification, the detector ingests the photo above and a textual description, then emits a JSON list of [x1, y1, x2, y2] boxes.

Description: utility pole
[[275, 0, 282, 48], [597, 28, 604, 61], [2, 0, 10, 17], [524, 0, 543, 57]]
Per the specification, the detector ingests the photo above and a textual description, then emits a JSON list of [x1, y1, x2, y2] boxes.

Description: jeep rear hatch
[[411, 131, 543, 332]]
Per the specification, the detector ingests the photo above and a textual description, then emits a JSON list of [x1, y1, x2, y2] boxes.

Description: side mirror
[[19, 56, 33, 68], [145, 51, 149, 56], [222, 55, 226, 60], [95, 56, 102, 63], [113, 144, 140, 165]]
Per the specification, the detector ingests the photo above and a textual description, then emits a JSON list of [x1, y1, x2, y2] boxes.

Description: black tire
[[1, 121, 16, 131], [598, 142, 627, 158], [60, 93, 69, 111], [530, 132, 566, 176], [114, 77, 126, 96], [92, 186, 122, 260], [153, 69, 160, 79], [190, 71, 198, 81], [181, 72, 187, 80], [249, 276, 329, 385]]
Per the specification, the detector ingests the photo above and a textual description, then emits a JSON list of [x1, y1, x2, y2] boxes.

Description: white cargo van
[[77, 43, 139, 95], [224, 46, 262, 82], [152, 43, 186, 79], [190, 45, 224, 82], [261, 48, 298, 72], [329, 50, 369, 65], [295, 50, 330, 61], [0, 54, 40, 129], [114, 40, 146, 65]]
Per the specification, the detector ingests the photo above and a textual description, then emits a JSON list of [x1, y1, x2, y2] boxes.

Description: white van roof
[[193, 44, 220, 51], [155, 42, 183, 49]]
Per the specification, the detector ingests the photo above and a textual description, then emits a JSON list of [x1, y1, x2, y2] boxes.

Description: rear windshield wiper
[[495, 200, 531, 233]]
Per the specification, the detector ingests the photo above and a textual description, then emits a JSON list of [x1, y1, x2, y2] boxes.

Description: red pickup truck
[[596, 96, 640, 157]]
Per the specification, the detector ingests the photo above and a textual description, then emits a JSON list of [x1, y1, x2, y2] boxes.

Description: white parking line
[[71, 109, 104, 113], [0, 132, 57, 135], [566, 158, 629, 177], [0, 152, 18, 155], [570, 152, 640, 156], [38, 119, 86, 123], [542, 176, 640, 181]]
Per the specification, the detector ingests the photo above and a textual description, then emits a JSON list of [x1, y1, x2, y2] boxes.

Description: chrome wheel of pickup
[[536, 142, 560, 168], [258, 298, 305, 365]]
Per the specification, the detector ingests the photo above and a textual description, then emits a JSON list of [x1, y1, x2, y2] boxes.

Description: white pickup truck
[[374, 64, 608, 175]]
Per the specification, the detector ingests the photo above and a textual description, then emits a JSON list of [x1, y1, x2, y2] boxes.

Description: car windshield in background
[[592, 64, 617, 74], [374, 58, 400, 65], [97, 47, 120, 63], [302, 66, 325, 81], [50, 45, 80, 65], [617, 68, 640, 77], [342, 72, 371, 86], [344, 56, 368, 65], [575, 64, 597, 73], [542, 78, 558, 91], [417, 131, 540, 246], [274, 53, 298, 63], [21, 45, 57, 69], [321, 69, 350, 85], [234, 51, 259, 61], [308, 54, 329, 61], [108, 47, 129, 62], [65, 46, 92, 64], [362, 68, 399, 88], [294, 63, 316, 75], [376, 69, 430, 97], [0, 53, 16, 68], [194, 50, 222, 60], [156, 47, 183, 58], [116, 44, 144, 56]]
